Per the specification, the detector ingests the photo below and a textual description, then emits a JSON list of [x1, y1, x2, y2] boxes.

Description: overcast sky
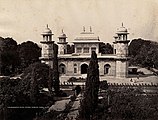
[[0, 0, 158, 44]]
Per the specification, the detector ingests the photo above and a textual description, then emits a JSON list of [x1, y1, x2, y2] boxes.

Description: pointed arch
[[81, 63, 88, 74], [59, 63, 66, 74], [104, 64, 111, 74]]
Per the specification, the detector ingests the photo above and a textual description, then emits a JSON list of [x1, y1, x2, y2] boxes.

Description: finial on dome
[[90, 26, 92, 32], [83, 26, 85, 32], [62, 29, 64, 33], [122, 22, 123, 27], [47, 24, 48, 28]]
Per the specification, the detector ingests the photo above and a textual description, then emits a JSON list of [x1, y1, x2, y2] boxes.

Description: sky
[[0, 0, 158, 45]]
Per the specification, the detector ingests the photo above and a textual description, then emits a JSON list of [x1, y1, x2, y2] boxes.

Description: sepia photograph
[[0, 0, 158, 120]]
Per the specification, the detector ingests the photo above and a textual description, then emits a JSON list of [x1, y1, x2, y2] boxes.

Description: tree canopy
[[17, 41, 41, 72], [99, 43, 113, 54], [0, 37, 41, 76], [0, 37, 19, 75], [129, 38, 158, 68], [0, 62, 55, 120]]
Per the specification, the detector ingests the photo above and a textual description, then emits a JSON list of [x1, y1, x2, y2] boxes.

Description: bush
[[68, 77, 77, 82], [70, 95, 76, 101], [100, 80, 108, 90]]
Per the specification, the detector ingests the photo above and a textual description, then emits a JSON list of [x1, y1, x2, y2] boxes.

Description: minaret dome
[[116, 23, 128, 34], [41, 24, 53, 35]]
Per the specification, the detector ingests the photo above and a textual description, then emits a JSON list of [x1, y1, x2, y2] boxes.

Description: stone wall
[[59, 59, 116, 77]]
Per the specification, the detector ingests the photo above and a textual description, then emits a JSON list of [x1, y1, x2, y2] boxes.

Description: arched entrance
[[59, 63, 66, 74], [104, 64, 111, 74], [81, 64, 88, 74]]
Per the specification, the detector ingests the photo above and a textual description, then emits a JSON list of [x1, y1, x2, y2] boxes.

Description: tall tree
[[30, 67, 39, 104], [79, 51, 100, 119], [52, 44, 60, 95]]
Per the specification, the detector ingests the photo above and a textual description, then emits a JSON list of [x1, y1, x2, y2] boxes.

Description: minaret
[[40, 25, 54, 68], [57, 29, 68, 54], [115, 23, 130, 78]]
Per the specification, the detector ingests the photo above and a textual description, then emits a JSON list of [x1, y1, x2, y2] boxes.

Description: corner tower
[[40, 25, 54, 68], [114, 23, 130, 77], [57, 30, 68, 54]]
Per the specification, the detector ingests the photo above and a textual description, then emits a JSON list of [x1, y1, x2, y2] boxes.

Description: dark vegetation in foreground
[[99, 86, 158, 120], [1, 76, 158, 120], [33, 83, 158, 120], [0, 63, 57, 120]]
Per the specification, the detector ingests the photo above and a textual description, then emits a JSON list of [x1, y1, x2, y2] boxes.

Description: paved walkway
[[48, 99, 70, 112], [48, 94, 82, 120], [66, 94, 82, 120]]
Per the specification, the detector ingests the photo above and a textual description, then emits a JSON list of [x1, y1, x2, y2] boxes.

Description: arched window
[[81, 64, 88, 74], [104, 64, 111, 74], [59, 63, 66, 74], [74, 64, 77, 73]]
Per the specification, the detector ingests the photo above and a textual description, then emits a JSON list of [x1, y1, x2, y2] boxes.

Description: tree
[[79, 51, 100, 119], [17, 41, 41, 72], [0, 63, 55, 120], [30, 67, 39, 104], [129, 38, 158, 69], [99, 43, 113, 54], [67, 44, 74, 54], [100, 80, 108, 90], [21, 62, 53, 90], [52, 44, 60, 95], [0, 37, 19, 76]]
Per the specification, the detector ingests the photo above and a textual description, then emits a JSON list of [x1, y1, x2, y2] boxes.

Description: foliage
[[83, 86, 158, 120], [0, 77, 35, 120], [100, 80, 108, 90], [79, 51, 100, 119], [0, 37, 41, 76], [68, 77, 77, 82], [99, 43, 113, 54], [17, 41, 41, 72], [52, 44, 60, 95], [67, 44, 74, 54], [129, 38, 158, 69], [0, 37, 20, 76], [108, 88, 158, 120], [35, 110, 63, 120], [29, 67, 39, 104], [0, 77, 21, 107], [21, 62, 53, 90], [0, 62, 55, 120]]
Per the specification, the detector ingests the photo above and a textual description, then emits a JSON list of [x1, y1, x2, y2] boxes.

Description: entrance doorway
[[81, 64, 88, 74]]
